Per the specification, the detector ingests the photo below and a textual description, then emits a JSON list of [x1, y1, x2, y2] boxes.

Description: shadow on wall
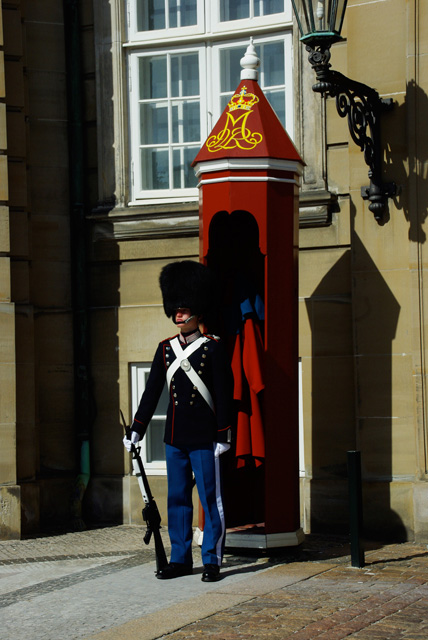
[[386, 79, 428, 243], [84, 240, 122, 529], [305, 229, 407, 541], [77, 3, 123, 530]]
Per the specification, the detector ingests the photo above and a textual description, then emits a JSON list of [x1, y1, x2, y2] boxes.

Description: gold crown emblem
[[228, 86, 259, 112]]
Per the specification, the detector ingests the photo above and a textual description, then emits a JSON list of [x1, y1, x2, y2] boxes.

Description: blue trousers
[[165, 443, 225, 567]]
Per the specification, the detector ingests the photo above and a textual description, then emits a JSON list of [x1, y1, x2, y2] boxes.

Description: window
[[131, 363, 168, 474], [128, 0, 205, 40], [127, 1, 293, 204], [211, 0, 290, 33], [220, 0, 285, 21], [130, 48, 205, 197], [138, 0, 198, 31]]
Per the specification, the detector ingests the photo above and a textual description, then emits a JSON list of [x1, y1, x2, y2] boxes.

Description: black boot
[[157, 562, 193, 580], [201, 564, 220, 582]]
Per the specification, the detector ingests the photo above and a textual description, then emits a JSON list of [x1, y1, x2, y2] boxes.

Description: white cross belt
[[166, 336, 215, 413]]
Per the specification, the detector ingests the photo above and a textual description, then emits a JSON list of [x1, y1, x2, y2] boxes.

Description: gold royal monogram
[[206, 87, 263, 153]]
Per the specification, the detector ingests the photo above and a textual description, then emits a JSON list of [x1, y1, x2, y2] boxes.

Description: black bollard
[[347, 450, 365, 568]]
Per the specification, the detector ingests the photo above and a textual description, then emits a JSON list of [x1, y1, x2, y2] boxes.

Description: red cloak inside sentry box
[[193, 41, 304, 549]]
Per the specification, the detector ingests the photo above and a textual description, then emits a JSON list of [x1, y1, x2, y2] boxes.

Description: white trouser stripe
[[214, 444, 225, 566]]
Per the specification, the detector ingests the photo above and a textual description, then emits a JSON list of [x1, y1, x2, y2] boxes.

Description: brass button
[[190, 401, 194, 406], [191, 393, 196, 398], [202, 353, 206, 358], [198, 370, 202, 375], [174, 401, 178, 406], [204, 346, 208, 351]]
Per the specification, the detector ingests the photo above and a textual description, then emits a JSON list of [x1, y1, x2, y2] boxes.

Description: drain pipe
[[63, 0, 94, 529]]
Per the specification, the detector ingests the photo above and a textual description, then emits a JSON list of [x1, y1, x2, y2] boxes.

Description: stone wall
[[299, 0, 428, 541]]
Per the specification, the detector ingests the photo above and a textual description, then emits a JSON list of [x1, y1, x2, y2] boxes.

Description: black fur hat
[[159, 260, 218, 320]]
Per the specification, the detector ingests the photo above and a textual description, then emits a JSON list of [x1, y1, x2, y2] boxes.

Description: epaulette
[[206, 334, 221, 342]]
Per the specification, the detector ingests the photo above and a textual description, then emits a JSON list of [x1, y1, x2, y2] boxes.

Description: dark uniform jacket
[[132, 333, 234, 448]]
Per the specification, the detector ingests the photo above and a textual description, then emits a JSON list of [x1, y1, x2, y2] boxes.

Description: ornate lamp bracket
[[306, 44, 397, 223]]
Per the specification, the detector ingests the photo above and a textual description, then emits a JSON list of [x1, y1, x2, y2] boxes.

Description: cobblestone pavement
[[0, 526, 427, 640]]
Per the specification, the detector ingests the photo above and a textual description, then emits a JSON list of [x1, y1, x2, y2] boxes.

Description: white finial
[[240, 37, 260, 81]]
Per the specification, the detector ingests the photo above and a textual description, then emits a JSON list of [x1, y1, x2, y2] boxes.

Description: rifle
[[121, 411, 168, 575]]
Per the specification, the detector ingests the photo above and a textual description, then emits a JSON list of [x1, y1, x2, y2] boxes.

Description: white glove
[[123, 430, 140, 452], [214, 442, 230, 457]]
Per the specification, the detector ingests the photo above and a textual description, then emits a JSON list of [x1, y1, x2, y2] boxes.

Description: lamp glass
[[331, 0, 348, 34], [291, 0, 348, 44]]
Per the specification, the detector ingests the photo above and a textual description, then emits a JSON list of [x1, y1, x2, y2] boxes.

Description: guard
[[123, 260, 234, 581]]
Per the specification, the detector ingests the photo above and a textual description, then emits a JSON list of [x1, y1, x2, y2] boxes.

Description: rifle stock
[[121, 411, 168, 574]]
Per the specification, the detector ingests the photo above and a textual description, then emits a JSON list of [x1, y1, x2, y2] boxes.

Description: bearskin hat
[[159, 260, 218, 321]]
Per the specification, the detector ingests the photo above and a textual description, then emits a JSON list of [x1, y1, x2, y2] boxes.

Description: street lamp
[[291, 0, 396, 222]]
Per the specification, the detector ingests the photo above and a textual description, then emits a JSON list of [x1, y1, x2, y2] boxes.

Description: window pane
[[254, 0, 284, 16], [141, 148, 169, 189], [220, 94, 230, 112], [220, 0, 249, 21], [169, 0, 197, 28], [140, 104, 169, 145], [262, 41, 284, 87], [155, 383, 169, 415], [220, 48, 242, 93], [144, 375, 167, 463], [183, 146, 198, 187], [173, 149, 181, 188], [139, 56, 167, 99], [265, 89, 285, 126], [173, 146, 198, 188], [171, 54, 199, 97], [137, 0, 166, 31], [146, 420, 166, 462], [172, 101, 200, 143]]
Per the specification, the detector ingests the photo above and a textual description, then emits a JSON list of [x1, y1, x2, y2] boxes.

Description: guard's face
[[174, 308, 199, 331]]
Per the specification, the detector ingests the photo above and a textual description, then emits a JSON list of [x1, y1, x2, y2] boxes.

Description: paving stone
[[1, 529, 428, 640]]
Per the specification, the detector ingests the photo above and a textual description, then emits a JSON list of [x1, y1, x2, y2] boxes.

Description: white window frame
[[210, 0, 291, 35], [127, 1, 291, 41], [127, 0, 206, 42], [130, 363, 167, 475], [129, 45, 207, 205]]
